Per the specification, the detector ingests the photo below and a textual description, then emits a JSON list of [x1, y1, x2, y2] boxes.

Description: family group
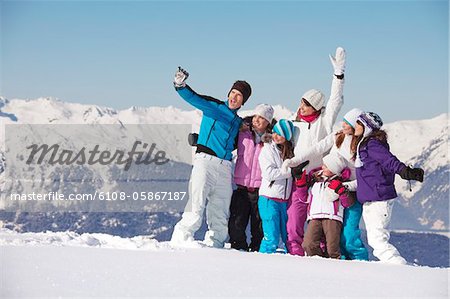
[[169, 47, 424, 265]]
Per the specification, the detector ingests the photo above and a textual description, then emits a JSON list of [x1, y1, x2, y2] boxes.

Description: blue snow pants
[[340, 201, 369, 260], [258, 196, 288, 254]]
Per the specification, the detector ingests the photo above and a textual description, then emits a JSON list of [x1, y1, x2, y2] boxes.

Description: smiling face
[[272, 132, 286, 144], [228, 89, 244, 110], [252, 115, 269, 133], [341, 121, 355, 135], [298, 99, 316, 117]]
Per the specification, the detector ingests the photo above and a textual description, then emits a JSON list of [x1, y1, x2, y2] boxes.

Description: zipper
[[205, 119, 217, 148], [223, 115, 238, 158], [284, 178, 288, 199], [320, 183, 325, 214], [249, 142, 258, 184]]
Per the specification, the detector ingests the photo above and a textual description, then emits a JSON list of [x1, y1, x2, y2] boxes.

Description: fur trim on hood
[[261, 132, 273, 143]]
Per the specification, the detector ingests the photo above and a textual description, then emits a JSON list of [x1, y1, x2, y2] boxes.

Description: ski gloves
[[329, 47, 346, 78], [399, 166, 424, 182], [291, 160, 310, 187], [328, 179, 347, 195], [174, 66, 189, 88], [325, 179, 356, 208]]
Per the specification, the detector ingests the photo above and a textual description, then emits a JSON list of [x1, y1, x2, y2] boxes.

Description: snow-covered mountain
[[386, 115, 449, 230], [0, 97, 448, 234]]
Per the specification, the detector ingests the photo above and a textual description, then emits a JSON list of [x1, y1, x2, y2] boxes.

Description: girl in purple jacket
[[354, 112, 424, 264], [228, 104, 275, 251]]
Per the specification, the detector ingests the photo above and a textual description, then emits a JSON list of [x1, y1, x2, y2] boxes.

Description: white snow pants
[[362, 199, 407, 265], [171, 153, 233, 248]]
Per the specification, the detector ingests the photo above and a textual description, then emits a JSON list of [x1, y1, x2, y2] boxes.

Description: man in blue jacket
[[170, 67, 252, 248]]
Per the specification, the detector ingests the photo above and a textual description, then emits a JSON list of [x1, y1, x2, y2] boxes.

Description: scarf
[[298, 110, 321, 123]]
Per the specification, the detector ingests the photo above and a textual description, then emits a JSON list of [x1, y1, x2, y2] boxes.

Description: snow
[[0, 229, 448, 298]]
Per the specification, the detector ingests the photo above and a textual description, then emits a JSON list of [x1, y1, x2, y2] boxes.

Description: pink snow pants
[[286, 184, 309, 256]]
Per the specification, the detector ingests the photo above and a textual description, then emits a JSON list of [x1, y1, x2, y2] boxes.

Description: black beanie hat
[[228, 80, 252, 104]]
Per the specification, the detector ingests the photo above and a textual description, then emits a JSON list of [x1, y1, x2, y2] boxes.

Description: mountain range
[[0, 97, 448, 235]]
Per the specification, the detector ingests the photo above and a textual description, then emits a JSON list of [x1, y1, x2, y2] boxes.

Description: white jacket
[[258, 141, 293, 200], [290, 132, 358, 191], [308, 177, 345, 222], [330, 134, 357, 191], [291, 76, 344, 172]]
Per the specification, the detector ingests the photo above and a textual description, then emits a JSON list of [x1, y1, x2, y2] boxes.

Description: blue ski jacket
[[176, 85, 242, 161]]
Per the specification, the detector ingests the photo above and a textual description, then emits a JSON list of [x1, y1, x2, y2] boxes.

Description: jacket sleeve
[[176, 85, 225, 119], [332, 139, 357, 191], [259, 144, 292, 181], [367, 139, 407, 174], [292, 132, 335, 166], [343, 179, 357, 192], [236, 130, 252, 156], [322, 76, 344, 134]]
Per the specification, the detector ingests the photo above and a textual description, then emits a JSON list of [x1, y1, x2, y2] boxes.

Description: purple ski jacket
[[356, 138, 406, 203]]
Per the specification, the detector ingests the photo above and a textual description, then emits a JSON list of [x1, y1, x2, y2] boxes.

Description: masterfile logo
[[2, 124, 192, 213]]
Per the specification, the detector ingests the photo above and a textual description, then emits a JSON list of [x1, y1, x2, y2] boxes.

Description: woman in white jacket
[[286, 47, 346, 256], [258, 119, 295, 254]]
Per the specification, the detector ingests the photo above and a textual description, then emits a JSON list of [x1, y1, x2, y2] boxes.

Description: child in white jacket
[[302, 153, 353, 259], [258, 119, 295, 254]]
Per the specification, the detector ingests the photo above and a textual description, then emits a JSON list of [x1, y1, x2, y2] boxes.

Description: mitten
[[328, 179, 347, 195], [174, 66, 189, 88], [291, 160, 310, 178], [295, 170, 308, 187], [329, 47, 346, 77], [399, 166, 424, 182], [280, 161, 290, 175]]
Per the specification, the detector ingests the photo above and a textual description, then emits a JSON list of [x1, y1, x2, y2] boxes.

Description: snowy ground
[[1, 229, 448, 298]]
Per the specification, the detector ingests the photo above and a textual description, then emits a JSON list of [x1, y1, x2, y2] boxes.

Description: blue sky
[[1, 0, 448, 122]]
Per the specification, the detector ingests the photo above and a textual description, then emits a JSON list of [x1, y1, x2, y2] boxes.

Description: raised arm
[[322, 47, 346, 133], [173, 67, 227, 119]]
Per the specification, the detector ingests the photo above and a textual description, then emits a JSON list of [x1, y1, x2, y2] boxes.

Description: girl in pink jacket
[[228, 104, 275, 251]]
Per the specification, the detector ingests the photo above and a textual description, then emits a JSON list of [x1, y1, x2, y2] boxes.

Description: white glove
[[281, 159, 291, 174], [329, 47, 346, 76], [284, 157, 302, 168], [174, 66, 189, 88]]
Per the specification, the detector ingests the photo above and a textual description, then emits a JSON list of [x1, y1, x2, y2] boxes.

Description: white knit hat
[[322, 154, 346, 175], [254, 104, 274, 123], [343, 108, 363, 128], [302, 89, 325, 111]]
